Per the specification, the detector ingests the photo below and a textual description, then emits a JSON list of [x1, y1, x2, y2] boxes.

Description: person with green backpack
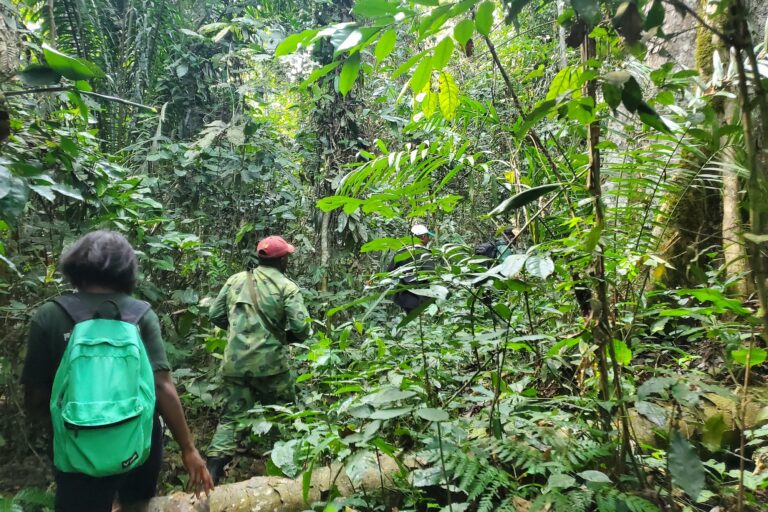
[[21, 231, 213, 511]]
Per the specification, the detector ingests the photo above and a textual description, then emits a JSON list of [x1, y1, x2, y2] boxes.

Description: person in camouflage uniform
[[205, 235, 310, 483]]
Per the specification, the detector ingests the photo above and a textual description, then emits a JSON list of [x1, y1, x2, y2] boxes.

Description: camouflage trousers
[[207, 372, 295, 458]]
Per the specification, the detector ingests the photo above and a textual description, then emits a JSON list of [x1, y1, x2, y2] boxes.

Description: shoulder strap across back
[[53, 295, 151, 325]]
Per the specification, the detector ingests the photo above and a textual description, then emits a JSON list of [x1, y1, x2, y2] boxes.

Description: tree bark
[[320, 209, 331, 292], [145, 456, 531, 512], [722, 144, 749, 297]]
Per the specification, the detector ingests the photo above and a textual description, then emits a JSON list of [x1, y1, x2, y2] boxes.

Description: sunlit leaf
[[453, 19, 474, 47], [375, 29, 397, 63], [431, 37, 454, 71], [437, 71, 458, 121], [475, 2, 495, 36], [43, 44, 105, 81], [339, 53, 361, 96], [731, 347, 767, 367]]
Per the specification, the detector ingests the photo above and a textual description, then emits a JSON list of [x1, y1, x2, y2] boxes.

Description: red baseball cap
[[257, 236, 295, 259]]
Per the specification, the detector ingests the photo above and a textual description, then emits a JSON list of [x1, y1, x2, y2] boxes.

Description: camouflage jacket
[[209, 266, 310, 377]]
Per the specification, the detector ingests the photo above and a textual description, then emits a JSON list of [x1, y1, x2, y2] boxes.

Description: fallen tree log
[[146, 455, 531, 512]]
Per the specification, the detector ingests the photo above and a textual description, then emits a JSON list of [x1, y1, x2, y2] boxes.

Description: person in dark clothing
[[475, 226, 521, 264], [21, 231, 213, 512], [388, 224, 436, 314]]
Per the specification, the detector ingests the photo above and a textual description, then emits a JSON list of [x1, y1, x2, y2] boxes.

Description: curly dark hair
[[59, 231, 138, 294]]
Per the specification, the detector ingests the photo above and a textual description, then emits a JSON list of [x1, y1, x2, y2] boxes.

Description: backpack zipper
[[64, 414, 138, 431]]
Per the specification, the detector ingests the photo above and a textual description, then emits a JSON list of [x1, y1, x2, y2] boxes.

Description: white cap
[[411, 224, 430, 236]]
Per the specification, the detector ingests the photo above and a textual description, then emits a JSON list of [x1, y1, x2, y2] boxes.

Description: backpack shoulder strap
[[53, 295, 93, 324], [120, 299, 152, 325], [53, 295, 151, 325]]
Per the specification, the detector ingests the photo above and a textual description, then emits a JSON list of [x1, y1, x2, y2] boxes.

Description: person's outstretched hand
[[182, 447, 214, 498]]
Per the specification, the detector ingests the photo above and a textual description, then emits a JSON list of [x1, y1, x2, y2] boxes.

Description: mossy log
[[147, 455, 531, 512], [630, 387, 768, 448]]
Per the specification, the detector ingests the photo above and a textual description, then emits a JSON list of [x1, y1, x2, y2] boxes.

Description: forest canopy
[[1, 0, 768, 510]]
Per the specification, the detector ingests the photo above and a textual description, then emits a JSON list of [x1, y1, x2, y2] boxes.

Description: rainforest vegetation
[[1, 0, 768, 510]]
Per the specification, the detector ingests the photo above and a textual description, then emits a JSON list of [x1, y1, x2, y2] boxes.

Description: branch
[[4, 86, 156, 111]]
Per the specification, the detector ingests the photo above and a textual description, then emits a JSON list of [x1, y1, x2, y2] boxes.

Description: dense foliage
[[1, 0, 768, 510]]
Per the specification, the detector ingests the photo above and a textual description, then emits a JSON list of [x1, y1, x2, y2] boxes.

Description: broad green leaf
[[514, 99, 556, 137], [744, 233, 768, 244], [525, 254, 555, 279], [275, 29, 317, 56], [431, 37, 454, 71], [506, 0, 534, 28], [677, 288, 751, 315], [621, 76, 643, 112], [271, 440, 300, 478], [636, 400, 667, 427], [638, 102, 671, 133], [702, 414, 726, 451], [51, 183, 84, 201], [361, 237, 405, 252], [578, 470, 611, 484], [0, 165, 10, 200], [352, 0, 399, 18], [571, 0, 601, 25], [416, 408, 449, 422], [644, 0, 665, 30], [637, 377, 676, 400], [300, 61, 341, 88], [337, 30, 364, 52], [369, 407, 413, 420], [375, 29, 397, 63], [453, 19, 474, 46], [500, 254, 527, 277], [369, 387, 416, 405], [422, 89, 439, 118], [475, 2, 495, 36], [438, 71, 458, 121], [0, 176, 28, 222], [546, 66, 577, 100], [43, 44, 105, 80], [393, 49, 429, 78], [329, 23, 360, 50], [339, 52, 361, 96], [602, 82, 622, 110], [488, 183, 561, 216], [547, 473, 576, 490], [731, 347, 767, 367], [611, 339, 632, 365], [345, 450, 376, 486], [19, 64, 61, 86], [410, 58, 432, 93], [669, 430, 705, 499]]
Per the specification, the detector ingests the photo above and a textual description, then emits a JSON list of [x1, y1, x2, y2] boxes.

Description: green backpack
[[49, 296, 156, 477]]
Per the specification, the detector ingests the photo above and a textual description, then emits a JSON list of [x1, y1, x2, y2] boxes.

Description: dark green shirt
[[21, 293, 171, 390]]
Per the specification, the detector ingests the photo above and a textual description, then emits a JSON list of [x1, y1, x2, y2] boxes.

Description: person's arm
[[21, 309, 55, 421], [208, 278, 232, 330], [284, 285, 311, 343], [155, 371, 214, 497]]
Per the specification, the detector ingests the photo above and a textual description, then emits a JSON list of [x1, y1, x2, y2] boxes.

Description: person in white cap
[[387, 224, 435, 314]]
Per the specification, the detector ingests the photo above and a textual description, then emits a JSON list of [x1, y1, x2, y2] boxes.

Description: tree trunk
[[722, 144, 749, 297], [146, 456, 531, 512], [320, 209, 330, 292], [556, 0, 567, 69]]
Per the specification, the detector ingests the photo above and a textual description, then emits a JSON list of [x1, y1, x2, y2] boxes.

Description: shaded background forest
[[1, 0, 768, 510]]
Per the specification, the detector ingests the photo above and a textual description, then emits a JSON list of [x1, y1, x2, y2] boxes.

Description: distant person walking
[[388, 224, 436, 315], [21, 230, 212, 512], [206, 235, 311, 483]]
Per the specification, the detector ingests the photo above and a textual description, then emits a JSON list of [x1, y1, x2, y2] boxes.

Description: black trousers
[[54, 417, 163, 512]]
